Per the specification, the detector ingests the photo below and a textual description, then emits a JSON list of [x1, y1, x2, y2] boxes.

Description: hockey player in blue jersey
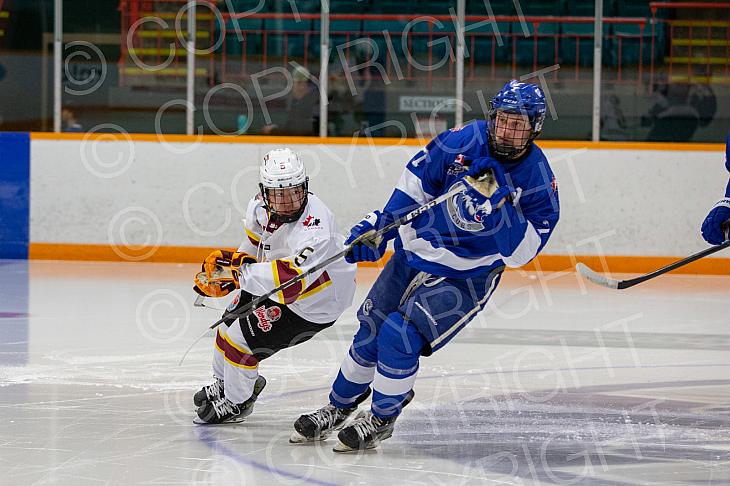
[[291, 80, 560, 452], [701, 132, 730, 245]]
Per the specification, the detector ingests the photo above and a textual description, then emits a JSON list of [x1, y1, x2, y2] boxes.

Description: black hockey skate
[[333, 390, 414, 452], [193, 376, 223, 407], [193, 375, 266, 425], [290, 388, 372, 443]]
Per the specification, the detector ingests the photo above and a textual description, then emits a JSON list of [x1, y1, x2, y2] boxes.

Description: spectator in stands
[[641, 81, 716, 142], [601, 94, 629, 141], [327, 71, 357, 136], [353, 42, 387, 137], [261, 66, 319, 136], [62, 108, 83, 133]]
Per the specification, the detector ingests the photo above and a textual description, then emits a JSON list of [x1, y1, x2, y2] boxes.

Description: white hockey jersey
[[236, 193, 357, 324]]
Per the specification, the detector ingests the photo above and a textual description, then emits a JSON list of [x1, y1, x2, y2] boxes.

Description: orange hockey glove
[[193, 250, 257, 298]]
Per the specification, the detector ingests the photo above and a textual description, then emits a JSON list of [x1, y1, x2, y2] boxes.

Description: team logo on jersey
[[254, 305, 282, 332], [362, 299, 373, 316], [446, 181, 485, 232], [447, 154, 468, 175], [302, 215, 322, 229]]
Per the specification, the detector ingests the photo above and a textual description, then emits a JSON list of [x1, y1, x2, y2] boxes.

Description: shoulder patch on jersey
[[447, 154, 469, 175], [302, 214, 322, 229]]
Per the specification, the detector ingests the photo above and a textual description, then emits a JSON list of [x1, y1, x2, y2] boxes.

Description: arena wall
[[10, 133, 729, 274]]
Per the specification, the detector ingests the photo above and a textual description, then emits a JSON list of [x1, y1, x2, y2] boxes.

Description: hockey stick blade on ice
[[576, 239, 730, 290]]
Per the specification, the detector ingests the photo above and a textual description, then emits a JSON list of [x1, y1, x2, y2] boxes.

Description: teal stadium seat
[[568, 1, 597, 16], [521, 0, 565, 16], [615, 0, 651, 18], [331, 0, 370, 13], [361, 19, 407, 65], [329, 19, 368, 64], [469, 0, 509, 15], [309, 19, 321, 59], [466, 20, 512, 65], [264, 18, 312, 58], [404, 16, 456, 69], [295, 0, 321, 13], [512, 21, 561, 67], [609, 23, 648, 67], [222, 16, 262, 57], [560, 22, 594, 67], [415, 0, 457, 14]]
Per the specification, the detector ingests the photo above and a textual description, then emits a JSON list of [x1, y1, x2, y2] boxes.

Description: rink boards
[[1, 132, 728, 273]]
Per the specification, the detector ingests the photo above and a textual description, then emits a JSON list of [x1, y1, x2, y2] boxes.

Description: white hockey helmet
[[259, 148, 309, 223]]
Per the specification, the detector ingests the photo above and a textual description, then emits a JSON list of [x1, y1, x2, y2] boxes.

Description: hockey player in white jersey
[[192, 148, 357, 424], [291, 81, 560, 451]]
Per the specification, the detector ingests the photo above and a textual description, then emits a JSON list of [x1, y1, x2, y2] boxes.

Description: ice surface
[[0, 260, 728, 485]]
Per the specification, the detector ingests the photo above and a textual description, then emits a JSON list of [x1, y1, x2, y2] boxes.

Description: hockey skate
[[193, 376, 223, 407], [193, 375, 266, 425], [333, 390, 414, 452], [290, 388, 372, 443]]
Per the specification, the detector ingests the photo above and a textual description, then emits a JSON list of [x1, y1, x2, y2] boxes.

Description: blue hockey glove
[[459, 177, 512, 224], [701, 198, 730, 245], [345, 210, 389, 263], [466, 157, 507, 187]]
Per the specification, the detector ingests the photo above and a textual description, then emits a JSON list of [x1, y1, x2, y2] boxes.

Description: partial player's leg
[[292, 251, 419, 442], [333, 312, 423, 452], [194, 318, 266, 424], [330, 251, 419, 407], [196, 293, 335, 425], [290, 387, 372, 443], [335, 266, 504, 451], [193, 291, 254, 408], [192, 327, 226, 407]]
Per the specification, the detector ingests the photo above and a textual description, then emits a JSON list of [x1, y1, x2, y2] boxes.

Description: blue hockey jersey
[[382, 120, 560, 278], [725, 133, 730, 197]]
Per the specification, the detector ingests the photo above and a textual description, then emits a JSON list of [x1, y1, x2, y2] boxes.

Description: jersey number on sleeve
[[294, 247, 315, 267]]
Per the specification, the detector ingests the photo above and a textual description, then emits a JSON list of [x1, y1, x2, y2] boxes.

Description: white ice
[[0, 260, 729, 485]]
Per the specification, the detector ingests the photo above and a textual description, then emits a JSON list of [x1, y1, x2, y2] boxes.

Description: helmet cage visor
[[488, 104, 543, 160], [259, 180, 308, 223]]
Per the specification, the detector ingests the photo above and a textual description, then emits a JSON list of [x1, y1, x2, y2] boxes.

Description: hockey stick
[[193, 294, 230, 311], [194, 294, 205, 307], [576, 239, 730, 290], [179, 176, 480, 365]]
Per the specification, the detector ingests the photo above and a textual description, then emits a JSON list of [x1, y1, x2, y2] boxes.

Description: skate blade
[[289, 408, 366, 445], [332, 439, 378, 453], [192, 416, 246, 425], [289, 430, 332, 444], [332, 427, 392, 453]]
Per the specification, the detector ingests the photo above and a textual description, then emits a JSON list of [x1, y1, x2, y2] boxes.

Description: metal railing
[[215, 13, 650, 86]]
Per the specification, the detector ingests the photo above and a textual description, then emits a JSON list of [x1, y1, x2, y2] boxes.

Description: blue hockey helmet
[[488, 80, 547, 160]]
